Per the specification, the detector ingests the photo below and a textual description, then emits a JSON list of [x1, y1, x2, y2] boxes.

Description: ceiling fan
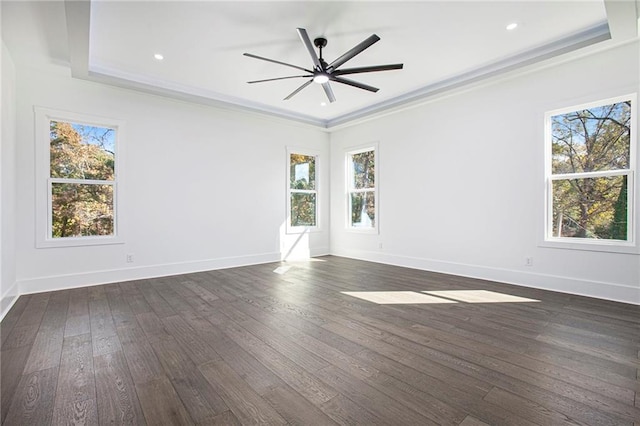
[[243, 28, 403, 103]]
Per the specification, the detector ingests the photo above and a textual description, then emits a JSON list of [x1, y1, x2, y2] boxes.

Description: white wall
[[1, 40, 18, 317], [14, 64, 329, 294], [5, 32, 639, 308], [330, 41, 640, 305]]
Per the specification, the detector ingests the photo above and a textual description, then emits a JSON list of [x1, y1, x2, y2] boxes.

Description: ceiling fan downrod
[[314, 37, 328, 68], [313, 37, 329, 82]]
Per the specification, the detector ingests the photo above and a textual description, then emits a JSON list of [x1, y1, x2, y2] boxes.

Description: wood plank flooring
[[1, 256, 639, 425]]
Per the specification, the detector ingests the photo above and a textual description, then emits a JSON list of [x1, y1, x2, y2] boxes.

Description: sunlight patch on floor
[[341, 289, 540, 304], [273, 258, 328, 275], [423, 290, 539, 303], [273, 265, 292, 275], [341, 291, 457, 304]]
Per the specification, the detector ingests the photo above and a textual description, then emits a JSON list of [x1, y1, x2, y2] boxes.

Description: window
[[545, 95, 635, 249], [346, 145, 378, 231], [36, 108, 124, 247], [287, 149, 318, 231]]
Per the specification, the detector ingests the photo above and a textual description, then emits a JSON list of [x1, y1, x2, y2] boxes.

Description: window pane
[[291, 193, 316, 227], [551, 101, 630, 174], [552, 175, 627, 240], [350, 192, 375, 228], [50, 120, 116, 180], [351, 150, 375, 189], [51, 183, 114, 238], [290, 154, 315, 190]]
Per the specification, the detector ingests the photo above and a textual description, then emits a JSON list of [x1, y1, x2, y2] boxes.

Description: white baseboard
[[309, 246, 330, 258], [331, 247, 640, 306], [15, 248, 637, 305], [0, 281, 19, 321], [18, 251, 283, 295]]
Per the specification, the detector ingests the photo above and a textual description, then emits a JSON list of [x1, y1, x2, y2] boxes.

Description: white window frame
[[35, 107, 125, 248], [346, 143, 379, 233], [286, 147, 320, 234], [543, 94, 637, 253]]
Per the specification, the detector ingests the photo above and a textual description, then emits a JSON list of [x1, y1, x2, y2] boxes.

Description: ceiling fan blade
[[332, 63, 403, 76], [332, 76, 379, 93], [297, 28, 322, 70], [284, 79, 313, 100], [248, 75, 311, 84], [243, 53, 312, 73], [322, 82, 336, 103], [328, 34, 380, 71]]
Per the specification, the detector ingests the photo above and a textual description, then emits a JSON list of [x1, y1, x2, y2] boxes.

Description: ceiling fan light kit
[[313, 74, 329, 84], [244, 28, 403, 103]]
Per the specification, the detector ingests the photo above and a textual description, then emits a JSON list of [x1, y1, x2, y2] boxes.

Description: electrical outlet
[[525, 257, 533, 267], [126, 254, 134, 263]]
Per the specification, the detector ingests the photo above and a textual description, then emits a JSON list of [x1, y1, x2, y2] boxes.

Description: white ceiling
[[2, 1, 639, 128]]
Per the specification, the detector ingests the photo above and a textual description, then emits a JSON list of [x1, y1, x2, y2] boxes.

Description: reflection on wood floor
[[1, 256, 639, 425]]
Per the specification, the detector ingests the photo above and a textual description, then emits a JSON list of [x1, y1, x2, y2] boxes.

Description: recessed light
[[506, 22, 518, 31], [154, 53, 164, 60], [320, 102, 327, 107]]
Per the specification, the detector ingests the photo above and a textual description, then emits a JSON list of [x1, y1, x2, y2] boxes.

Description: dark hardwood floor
[[1, 256, 639, 425]]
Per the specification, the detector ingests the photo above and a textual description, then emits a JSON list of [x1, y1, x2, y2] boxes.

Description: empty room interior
[[1, 1, 639, 425]]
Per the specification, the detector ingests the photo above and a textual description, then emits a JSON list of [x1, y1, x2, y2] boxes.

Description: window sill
[[346, 227, 379, 234], [285, 226, 322, 235], [540, 238, 639, 255], [36, 236, 124, 249]]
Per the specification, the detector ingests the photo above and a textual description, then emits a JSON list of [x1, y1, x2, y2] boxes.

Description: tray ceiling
[[2, 1, 638, 128]]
